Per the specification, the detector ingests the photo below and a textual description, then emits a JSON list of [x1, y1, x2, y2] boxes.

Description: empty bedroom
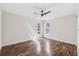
[[0, 3, 79, 56]]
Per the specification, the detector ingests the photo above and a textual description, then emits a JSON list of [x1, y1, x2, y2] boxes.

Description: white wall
[[2, 11, 37, 46], [45, 14, 77, 45], [0, 8, 2, 49], [77, 9, 79, 55]]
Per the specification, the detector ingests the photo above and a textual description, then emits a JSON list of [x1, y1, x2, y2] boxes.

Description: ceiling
[[0, 3, 78, 20]]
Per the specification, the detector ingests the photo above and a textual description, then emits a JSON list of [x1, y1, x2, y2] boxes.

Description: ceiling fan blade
[[33, 13, 41, 17], [34, 13, 38, 14], [43, 11, 51, 15]]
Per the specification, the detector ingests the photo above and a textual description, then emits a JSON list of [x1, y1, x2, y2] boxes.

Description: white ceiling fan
[[32, 4, 56, 18]]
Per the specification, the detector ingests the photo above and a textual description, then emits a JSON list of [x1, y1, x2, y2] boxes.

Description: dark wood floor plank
[[0, 39, 77, 56]]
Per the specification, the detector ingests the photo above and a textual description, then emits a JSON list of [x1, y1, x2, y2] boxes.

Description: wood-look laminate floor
[[0, 38, 77, 56]]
